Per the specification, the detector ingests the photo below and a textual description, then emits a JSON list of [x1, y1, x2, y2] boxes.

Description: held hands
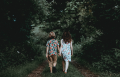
[[58, 53, 61, 56], [71, 51, 73, 56], [58, 49, 61, 56]]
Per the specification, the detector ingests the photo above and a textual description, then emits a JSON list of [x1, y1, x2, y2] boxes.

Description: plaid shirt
[[46, 39, 59, 56]]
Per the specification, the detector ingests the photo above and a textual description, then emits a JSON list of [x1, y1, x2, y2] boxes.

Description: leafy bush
[[73, 35, 96, 57], [0, 0, 48, 70], [0, 39, 45, 70], [0, 0, 45, 43], [79, 38, 120, 73], [81, 40, 104, 64]]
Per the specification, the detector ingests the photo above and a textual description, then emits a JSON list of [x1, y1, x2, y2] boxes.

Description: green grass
[[72, 56, 120, 77], [0, 60, 44, 77], [42, 57, 84, 77]]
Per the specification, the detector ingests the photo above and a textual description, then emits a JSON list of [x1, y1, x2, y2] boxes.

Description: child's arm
[[46, 47, 49, 58], [60, 39, 62, 54], [70, 39, 73, 56], [57, 45, 60, 54], [57, 40, 61, 56], [57, 45, 61, 56]]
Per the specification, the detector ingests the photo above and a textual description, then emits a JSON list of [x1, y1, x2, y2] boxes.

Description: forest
[[0, 0, 120, 77]]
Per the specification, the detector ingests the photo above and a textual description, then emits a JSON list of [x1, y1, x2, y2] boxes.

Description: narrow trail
[[27, 60, 48, 77], [71, 60, 99, 77], [27, 59, 100, 77]]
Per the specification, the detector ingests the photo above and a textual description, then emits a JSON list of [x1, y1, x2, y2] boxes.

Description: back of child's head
[[48, 31, 55, 40], [62, 30, 72, 43]]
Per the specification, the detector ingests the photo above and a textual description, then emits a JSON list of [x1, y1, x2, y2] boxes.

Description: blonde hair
[[49, 31, 55, 39]]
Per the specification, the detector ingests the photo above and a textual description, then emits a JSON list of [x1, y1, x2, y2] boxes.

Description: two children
[[46, 31, 73, 73]]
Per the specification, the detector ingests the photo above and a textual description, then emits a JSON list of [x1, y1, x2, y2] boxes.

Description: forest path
[[71, 60, 99, 77], [27, 60, 48, 77], [27, 57, 100, 77]]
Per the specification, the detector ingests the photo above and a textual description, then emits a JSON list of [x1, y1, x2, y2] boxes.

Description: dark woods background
[[0, 0, 46, 70], [0, 0, 120, 73]]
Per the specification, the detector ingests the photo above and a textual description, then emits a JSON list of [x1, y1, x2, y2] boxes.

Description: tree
[[0, 0, 47, 70], [0, 0, 46, 44], [90, 0, 120, 49], [43, 0, 97, 43]]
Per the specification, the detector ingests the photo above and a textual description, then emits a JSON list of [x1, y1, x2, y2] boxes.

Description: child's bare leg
[[62, 60, 65, 71], [53, 62, 56, 67], [50, 67, 52, 73], [65, 61, 69, 72]]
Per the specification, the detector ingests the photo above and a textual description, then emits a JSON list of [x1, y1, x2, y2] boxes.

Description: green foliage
[[0, 0, 47, 70], [73, 30, 120, 73], [80, 39, 103, 63], [0, 60, 42, 77], [73, 35, 96, 57], [73, 0, 120, 73], [0, 26, 47, 70], [43, 0, 120, 74], [0, 40, 44, 70], [91, 0, 120, 46], [0, 0, 45, 43], [78, 38, 120, 73], [43, 0, 98, 43]]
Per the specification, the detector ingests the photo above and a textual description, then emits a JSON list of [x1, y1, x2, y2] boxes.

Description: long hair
[[48, 31, 55, 40], [62, 31, 72, 43]]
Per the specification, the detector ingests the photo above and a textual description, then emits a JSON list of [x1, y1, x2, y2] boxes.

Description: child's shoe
[[53, 67, 57, 73]]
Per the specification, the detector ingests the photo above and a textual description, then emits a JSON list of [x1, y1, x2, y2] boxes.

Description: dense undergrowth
[[0, 39, 44, 70], [0, 25, 48, 77], [73, 34, 120, 76], [0, 60, 42, 77]]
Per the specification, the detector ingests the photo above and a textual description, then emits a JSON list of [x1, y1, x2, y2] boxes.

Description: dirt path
[[27, 60, 100, 77], [71, 60, 100, 77], [27, 60, 48, 77]]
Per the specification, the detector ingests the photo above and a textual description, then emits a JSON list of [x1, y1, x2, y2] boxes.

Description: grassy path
[[0, 60, 45, 77], [25, 56, 100, 77], [42, 57, 84, 77], [27, 60, 48, 77]]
